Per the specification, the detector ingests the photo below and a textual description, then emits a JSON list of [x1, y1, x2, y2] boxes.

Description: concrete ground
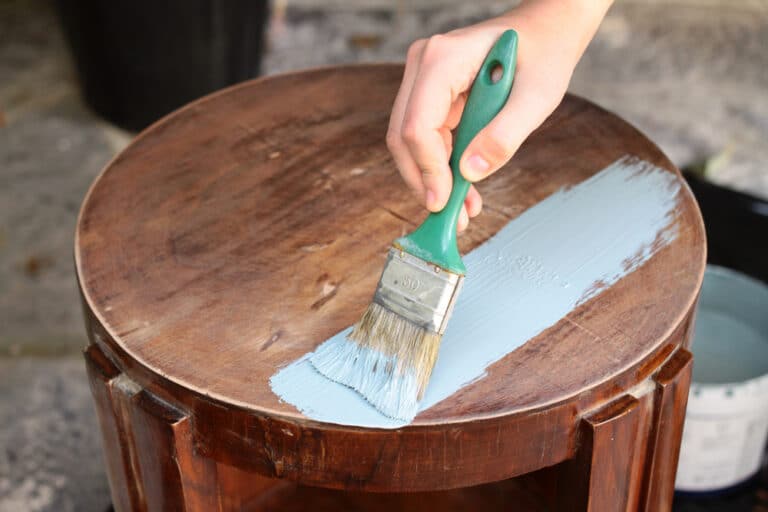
[[0, 0, 766, 510]]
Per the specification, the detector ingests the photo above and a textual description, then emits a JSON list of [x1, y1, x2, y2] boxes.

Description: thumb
[[459, 88, 560, 182]]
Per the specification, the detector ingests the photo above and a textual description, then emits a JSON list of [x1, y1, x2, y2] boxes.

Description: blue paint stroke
[[270, 156, 681, 428]]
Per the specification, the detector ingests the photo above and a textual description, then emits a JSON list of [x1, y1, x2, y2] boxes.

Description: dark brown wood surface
[[76, 65, 705, 495], [85, 339, 693, 511]]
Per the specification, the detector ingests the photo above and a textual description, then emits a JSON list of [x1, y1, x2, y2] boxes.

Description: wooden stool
[[76, 65, 705, 511]]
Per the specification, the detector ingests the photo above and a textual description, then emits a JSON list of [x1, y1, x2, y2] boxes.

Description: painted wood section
[[272, 157, 685, 427], [641, 348, 693, 511]]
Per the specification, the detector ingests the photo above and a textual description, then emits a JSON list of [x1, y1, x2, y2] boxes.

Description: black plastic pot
[[684, 172, 768, 284], [674, 173, 768, 511], [56, 0, 270, 131]]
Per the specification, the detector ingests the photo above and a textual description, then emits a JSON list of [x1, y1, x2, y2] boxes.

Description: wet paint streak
[[270, 156, 682, 428]]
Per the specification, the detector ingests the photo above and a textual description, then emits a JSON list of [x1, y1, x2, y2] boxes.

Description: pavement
[[0, 0, 766, 510]]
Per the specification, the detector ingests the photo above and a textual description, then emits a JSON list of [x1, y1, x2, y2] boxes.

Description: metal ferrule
[[372, 248, 464, 334]]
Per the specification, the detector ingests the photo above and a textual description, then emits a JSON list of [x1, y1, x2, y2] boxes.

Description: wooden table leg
[[559, 394, 645, 511], [558, 347, 693, 512], [85, 344, 221, 511], [84, 345, 145, 512], [641, 348, 693, 511]]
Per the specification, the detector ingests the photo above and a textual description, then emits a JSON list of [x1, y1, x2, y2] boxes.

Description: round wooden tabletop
[[76, 65, 705, 491]]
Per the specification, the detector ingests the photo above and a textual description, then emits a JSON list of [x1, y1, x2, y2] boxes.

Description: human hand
[[387, 0, 612, 231]]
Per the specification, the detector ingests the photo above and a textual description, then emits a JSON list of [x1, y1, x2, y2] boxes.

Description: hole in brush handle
[[490, 62, 504, 83]]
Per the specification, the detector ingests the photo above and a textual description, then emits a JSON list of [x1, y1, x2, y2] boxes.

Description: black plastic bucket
[[674, 174, 768, 510], [56, 0, 270, 131], [684, 173, 768, 284]]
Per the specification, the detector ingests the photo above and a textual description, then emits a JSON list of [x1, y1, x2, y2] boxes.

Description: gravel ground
[[1, 0, 766, 510], [0, 358, 110, 512]]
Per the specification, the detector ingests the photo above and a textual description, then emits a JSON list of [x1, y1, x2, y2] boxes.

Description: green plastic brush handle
[[395, 29, 518, 275]]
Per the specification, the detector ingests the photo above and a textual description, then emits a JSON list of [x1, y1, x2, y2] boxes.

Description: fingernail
[[465, 154, 490, 180], [425, 189, 436, 210]]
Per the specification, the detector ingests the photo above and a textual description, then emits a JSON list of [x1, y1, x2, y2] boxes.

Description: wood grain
[[561, 394, 645, 511], [641, 348, 693, 511], [76, 65, 705, 496], [84, 345, 145, 512]]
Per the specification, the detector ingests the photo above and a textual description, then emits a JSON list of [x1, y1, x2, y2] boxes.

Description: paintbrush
[[310, 30, 519, 420]]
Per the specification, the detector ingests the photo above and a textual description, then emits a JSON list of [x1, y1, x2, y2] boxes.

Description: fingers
[[387, 39, 427, 200], [458, 185, 483, 233], [390, 35, 474, 213], [391, 31, 555, 221], [438, 127, 453, 163], [465, 184, 483, 217], [460, 74, 563, 182], [400, 37, 458, 211], [445, 92, 467, 131], [458, 206, 469, 232]]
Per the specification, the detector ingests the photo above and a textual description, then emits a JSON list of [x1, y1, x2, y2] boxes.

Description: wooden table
[[75, 65, 706, 511]]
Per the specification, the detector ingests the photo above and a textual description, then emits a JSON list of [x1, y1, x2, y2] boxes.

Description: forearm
[[502, 0, 613, 61]]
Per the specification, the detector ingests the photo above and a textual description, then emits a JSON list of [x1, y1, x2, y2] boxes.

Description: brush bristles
[[308, 302, 441, 421]]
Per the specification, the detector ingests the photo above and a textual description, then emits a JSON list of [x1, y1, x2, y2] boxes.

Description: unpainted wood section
[[552, 345, 694, 512], [190, 390, 576, 492], [173, 426, 219, 512], [558, 395, 643, 511], [640, 348, 693, 511], [129, 389, 223, 512], [215, 463, 290, 512], [84, 345, 145, 512], [227, 475, 549, 512], [128, 391, 187, 510], [75, 65, 706, 426], [85, 342, 221, 511], [569, 312, 694, 435], [624, 392, 655, 511]]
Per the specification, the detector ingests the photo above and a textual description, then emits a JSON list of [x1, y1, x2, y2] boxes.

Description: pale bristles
[[308, 302, 442, 421]]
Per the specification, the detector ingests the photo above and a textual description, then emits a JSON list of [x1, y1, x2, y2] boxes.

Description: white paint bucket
[[676, 265, 768, 492]]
